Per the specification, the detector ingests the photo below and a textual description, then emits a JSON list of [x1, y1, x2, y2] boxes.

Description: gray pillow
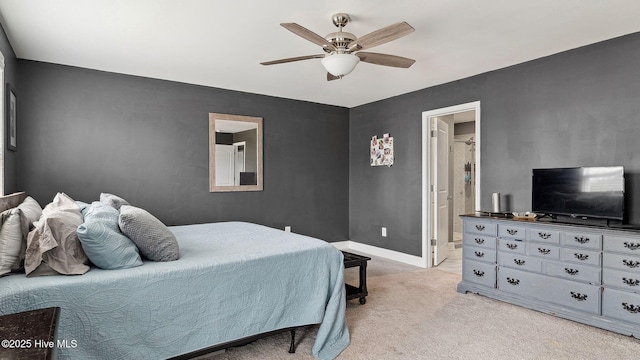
[[18, 196, 43, 234], [0, 196, 43, 276], [100, 193, 130, 210], [118, 205, 179, 262], [77, 202, 143, 270], [25, 193, 90, 276]]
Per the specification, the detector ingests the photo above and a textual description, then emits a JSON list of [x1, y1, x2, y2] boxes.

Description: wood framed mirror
[[209, 113, 263, 192]]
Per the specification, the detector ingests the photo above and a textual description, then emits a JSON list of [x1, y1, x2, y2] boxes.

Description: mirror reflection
[[209, 113, 263, 192]]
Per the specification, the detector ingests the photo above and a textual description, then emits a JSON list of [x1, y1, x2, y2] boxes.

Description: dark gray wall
[[13, 31, 640, 256], [0, 23, 19, 193], [17, 61, 350, 242], [350, 32, 640, 256]]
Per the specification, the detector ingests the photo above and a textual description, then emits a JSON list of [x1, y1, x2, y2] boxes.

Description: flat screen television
[[532, 166, 625, 220]]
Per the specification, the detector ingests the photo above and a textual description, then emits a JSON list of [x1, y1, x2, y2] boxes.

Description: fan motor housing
[[324, 31, 357, 53]]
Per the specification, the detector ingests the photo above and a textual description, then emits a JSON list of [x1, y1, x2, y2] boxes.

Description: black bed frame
[[167, 325, 310, 359]]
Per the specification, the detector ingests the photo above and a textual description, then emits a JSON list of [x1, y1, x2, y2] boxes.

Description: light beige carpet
[[197, 259, 640, 360]]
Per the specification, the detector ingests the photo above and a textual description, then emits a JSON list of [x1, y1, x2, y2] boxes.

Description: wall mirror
[[209, 113, 263, 192]]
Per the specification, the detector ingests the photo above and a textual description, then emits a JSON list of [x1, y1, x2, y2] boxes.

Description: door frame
[[422, 101, 481, 268]]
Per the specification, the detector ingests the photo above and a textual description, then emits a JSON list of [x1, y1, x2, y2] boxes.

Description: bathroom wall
[[453, 122, 476, 236]]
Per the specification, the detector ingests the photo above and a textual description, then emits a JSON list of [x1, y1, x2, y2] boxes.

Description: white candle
[[492, 192, 501, 212]]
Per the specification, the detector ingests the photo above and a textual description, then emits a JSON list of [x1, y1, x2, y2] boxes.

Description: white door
[[215, 144, 234, 186], [432, 118, 450, 265], [233, 142, 246, 186]]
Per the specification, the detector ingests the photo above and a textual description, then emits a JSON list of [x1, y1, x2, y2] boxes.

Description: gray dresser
[[458, 215, 640, 337]]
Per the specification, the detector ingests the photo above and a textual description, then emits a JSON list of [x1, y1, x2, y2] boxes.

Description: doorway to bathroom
[[451, 113, 477, 250], [422, 101, 480, 270]]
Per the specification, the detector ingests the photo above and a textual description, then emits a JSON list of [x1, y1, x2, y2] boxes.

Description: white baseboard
[[331, 241, 427, 268], [331, 241, 351, 251]]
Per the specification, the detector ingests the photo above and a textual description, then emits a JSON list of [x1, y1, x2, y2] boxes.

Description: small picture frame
[[6, 84, 16, 151], [370, 133, 394, 167]]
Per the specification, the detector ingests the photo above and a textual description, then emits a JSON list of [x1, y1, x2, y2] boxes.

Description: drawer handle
[[475, 225, 485, 231], [623, 259, 640, 268], [475, 238, 485, 245], [570, 292, 588, 301], [474, 251, 485, 258], [574, 236, 590, 244], [506, 229, 518, 235], [473, 269, 485, 277], [538, 247, 551, 255], [564, 268, 579, 276], [505, 243, 518, 250], [622, 277, 640, 287], [622, 302, 640, 313], [574, 253, 589, 261], [513, 259, 526, 266], [624, 242, 640, 250], [538, 232, 551, 239], [506, 277, 520, 285]]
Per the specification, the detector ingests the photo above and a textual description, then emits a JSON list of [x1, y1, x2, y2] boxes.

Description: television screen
[[532, 166, 624, 220]]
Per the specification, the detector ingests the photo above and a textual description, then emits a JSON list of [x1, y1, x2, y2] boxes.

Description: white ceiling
[[0, 0, 639, 108], [215, 119, 257, 134]]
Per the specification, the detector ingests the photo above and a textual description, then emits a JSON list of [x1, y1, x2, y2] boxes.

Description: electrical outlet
[[381, 227, 387, 237], [285, 226, 291, 232]]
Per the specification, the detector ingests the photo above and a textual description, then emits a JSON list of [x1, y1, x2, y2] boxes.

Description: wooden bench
[[342, 251, 371, 304]]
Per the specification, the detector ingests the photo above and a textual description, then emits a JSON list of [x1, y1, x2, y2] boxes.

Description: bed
[[0, 192, 350, 359]]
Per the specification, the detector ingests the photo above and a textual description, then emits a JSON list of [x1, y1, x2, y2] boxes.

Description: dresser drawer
[[498, 224, 526, 240], [603, 235, 640, 255], [498, 268, 600, 314], [463, 233, 496, 249], [603, 268, 640, 293], [527, 243, 560, 260], [497, 252, 542, 273], [462, 259, 496, 288], [497, 267, 540, 298], [602, 288, 640, 326], [464, 220, 497, 236], [463, 245, 496, 263], [603, 253, 640, 274], [543, 261, 601, 284], [497, 238, 525, 254], [559, 247, 601, 267], [546, 277, 600, 314], [528, 227, 560, 244], [561, 231, 602, 250]]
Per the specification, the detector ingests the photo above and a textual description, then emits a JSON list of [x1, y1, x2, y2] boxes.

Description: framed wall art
[[370, 133, 393, 167], [6, 84, 16, 151]]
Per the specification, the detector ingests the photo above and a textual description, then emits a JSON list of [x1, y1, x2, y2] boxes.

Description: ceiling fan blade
[[261, 54, 325, 66], [327, 72, 340, 81], [281, 23, 337, 52], [356, 52, 415, 68], [348, 21, 414, 51]]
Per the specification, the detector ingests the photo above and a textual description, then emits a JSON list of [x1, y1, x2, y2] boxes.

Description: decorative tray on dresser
[[458, 214, 640, 338]]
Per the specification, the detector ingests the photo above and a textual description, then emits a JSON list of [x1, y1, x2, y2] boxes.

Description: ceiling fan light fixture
[[321, 53, 360, 77]]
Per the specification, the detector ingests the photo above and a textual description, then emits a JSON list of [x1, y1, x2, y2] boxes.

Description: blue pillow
[[76, 200, 90, 213], [77, 202, 143, 270]]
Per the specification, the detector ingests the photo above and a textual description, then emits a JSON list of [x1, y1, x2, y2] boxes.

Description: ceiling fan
[[261, 13, 416, 81]]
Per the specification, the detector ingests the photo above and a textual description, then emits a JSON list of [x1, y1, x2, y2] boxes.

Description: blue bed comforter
[[0, 222, 350, 359]]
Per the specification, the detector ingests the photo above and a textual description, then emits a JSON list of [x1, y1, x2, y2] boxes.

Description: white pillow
[[0, 208, 24, 275], [0, 196, 43, 276]]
